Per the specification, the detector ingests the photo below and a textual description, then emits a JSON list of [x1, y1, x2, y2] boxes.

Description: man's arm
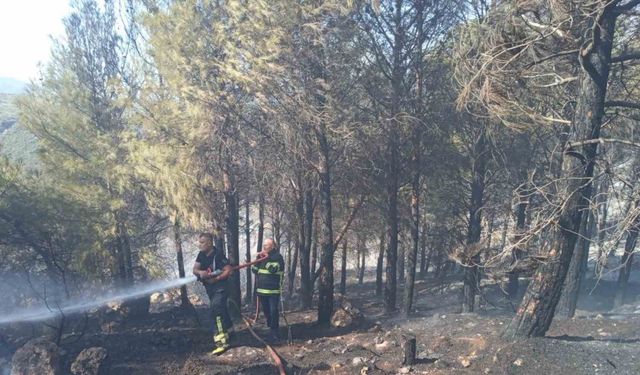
[[193, 262, 206, 278], [204, 264, 233, 284]]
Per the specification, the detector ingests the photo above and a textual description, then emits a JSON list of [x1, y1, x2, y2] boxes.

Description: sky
[[0, 0, 71, 81]]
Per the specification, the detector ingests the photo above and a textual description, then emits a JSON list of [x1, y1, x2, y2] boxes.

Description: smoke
[[0, 276, 197, 325]]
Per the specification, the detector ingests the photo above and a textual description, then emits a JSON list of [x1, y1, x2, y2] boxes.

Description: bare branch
[[566, 137, 640, 149], [605, 100, 640, 110], [611, 51, 640, 63]]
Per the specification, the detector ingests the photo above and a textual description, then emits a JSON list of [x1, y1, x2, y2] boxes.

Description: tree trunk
[[384, 159, 399, 312], [503, 6, 616, 338], [398, 240, 405, 284], [256, 193, 265, 254], [300, 188, 314, 308], [244, 200, 252, 304], [376, 231, 385, 297], [174, 219, 191, 308], [420, 224, 428, 277], [434, 237, 445, 279], [558, 207, 594, 318], [358, 235, 366, 285], [614, 205, 640, 307], [595, 181, 610, 277], [289, 235, 299, 296], [404, 133, 421, 316], [273, 215, 282, 249], [340, 239, 347, 295], [507, 182, 530, 300], [384, 0, 404, 314], [286, 240, 292, 283], [462, 130, 487, 313], [401, 335, 417, 366], [403, 0, 425, 316], [223, 170, 241, 310], [500, 217, 509, 252], [214, 225, 225, 255], [316, 127, 335, 325], [121, 222, 133, 283], [114, 212, 132, 285], [311, 218, 318, 281]]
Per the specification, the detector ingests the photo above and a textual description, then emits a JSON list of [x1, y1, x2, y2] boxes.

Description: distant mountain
[[0, 91, 39, 169], [0, 91, 18, 135], [0, 122, 39, 169], [0, 77, 26, 94]]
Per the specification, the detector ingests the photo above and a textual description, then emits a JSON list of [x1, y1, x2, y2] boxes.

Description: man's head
[[198, 232, 214, 252], [262, 238, 277, 254]]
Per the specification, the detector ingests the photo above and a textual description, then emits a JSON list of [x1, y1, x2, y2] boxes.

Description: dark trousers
[[208, 290, 232, 335], [259, 294, 280, 329]]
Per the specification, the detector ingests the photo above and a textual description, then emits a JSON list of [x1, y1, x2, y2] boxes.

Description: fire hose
[[200, 253, 293, 374], [228, 298, 287, 375]]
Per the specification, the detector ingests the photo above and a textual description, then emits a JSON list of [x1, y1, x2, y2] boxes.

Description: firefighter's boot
[[210, 332, 229, 355]]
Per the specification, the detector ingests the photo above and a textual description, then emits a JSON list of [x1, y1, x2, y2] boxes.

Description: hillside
[[0, 77, 26, 95], [0, 93, 39, 168]]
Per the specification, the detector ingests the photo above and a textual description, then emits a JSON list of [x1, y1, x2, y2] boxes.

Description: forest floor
[[2, 269, 640, 375]]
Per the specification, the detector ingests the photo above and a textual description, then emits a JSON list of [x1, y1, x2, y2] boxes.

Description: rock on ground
[[10, 338, 60, 375], [70, 347, 110, 375]]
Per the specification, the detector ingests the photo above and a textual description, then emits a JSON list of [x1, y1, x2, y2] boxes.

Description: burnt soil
[[1, 271, 639, 375]]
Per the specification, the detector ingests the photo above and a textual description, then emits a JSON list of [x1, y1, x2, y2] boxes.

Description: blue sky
[[0, 0, 71, 81]]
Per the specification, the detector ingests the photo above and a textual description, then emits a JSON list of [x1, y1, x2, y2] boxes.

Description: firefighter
[[193, 232, 233, 355], [252, 238, 285, 341]]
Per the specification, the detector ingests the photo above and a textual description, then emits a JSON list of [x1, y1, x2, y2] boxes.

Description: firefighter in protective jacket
[[252, 238, 285, 341], [193, 233, 233, 355]]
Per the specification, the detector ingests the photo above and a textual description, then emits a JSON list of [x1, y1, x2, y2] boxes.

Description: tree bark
[[462, 130, 487, 313], [503, 5, 616, 338], [595, 181, 610, 277], [300, 188, 314, 308], [358, 234, 366, 285], [614, 206, 640, 307], [403, 0, 424, 317], [398, 239, 406, 284], [420, 224, 428, 277], [223, 169, 241, 310], [384, 0, 404, 314], [376, 231, 385, 297], [289, 234, 299, 296], [244, 200, 252, 304], [256, 193, 265, 254], [316, 126, 335, 325], [558, 207, 593, 318], [340, 239, 347, 295], [507, 182, 530, 300], [311, 218, 318, 281], [404, 132, 421, 316], [173, 219, 190, 308], [402, 335, 417, 366], [114, 212, 133, 285]]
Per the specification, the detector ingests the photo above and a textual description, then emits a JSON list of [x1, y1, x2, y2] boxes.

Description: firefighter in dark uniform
[[252, 238, 285, 341], [193, 232, 233, 355]]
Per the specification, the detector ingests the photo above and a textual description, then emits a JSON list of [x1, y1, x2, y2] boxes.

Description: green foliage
[[14, 0, 154, 284], [0, 159, 102, 283]]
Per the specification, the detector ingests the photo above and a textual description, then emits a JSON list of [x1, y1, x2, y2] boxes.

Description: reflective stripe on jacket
[[252, 252, 284, 295]]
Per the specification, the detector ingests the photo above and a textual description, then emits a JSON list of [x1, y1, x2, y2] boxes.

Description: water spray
[[0, 276, 197, 325], [0, 253, 270, 326]]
